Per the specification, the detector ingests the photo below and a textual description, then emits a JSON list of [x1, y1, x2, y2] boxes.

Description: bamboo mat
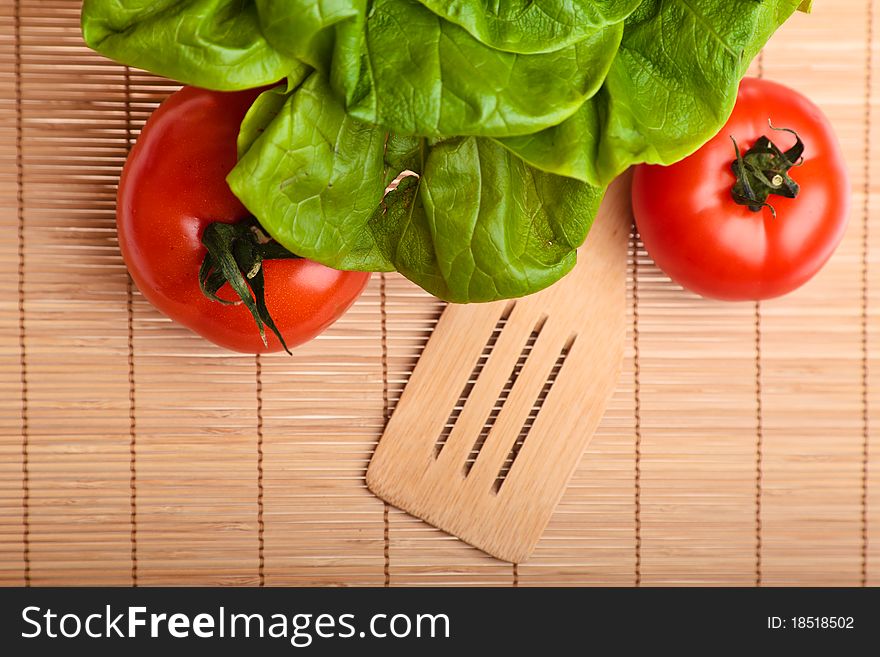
[[0, 0, 877, 587]]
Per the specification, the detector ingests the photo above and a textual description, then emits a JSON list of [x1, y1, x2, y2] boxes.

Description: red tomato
[[632, 78, 849, 301], [118, 86, 370, 353]]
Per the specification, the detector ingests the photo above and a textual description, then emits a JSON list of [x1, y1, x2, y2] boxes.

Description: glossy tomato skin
[[632, 78, 849, 301], [118, 86, 370, 353]]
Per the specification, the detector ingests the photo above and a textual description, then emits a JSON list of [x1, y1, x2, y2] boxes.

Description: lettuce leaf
[[345, 0, 624, 138], [254, 0, 367, 102], [81, 0, 302, 90], [415, 0, 642, 54]]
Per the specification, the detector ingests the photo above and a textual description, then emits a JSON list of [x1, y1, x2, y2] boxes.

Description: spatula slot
[[434, 301, 516, 458], [492, 334, 577, 494], [463, 315, 549, 477]]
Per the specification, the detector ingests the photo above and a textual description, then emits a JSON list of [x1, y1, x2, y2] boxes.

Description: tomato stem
[[199, 218, 300, 354], [730, 122, 804, 218]]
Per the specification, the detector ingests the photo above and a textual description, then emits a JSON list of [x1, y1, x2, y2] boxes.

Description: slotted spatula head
[[367, 177, 631, 563]]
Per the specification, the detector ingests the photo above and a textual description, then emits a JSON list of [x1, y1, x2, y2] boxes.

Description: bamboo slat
[[757, 6, 869, 586], [259, 285, 386, 586], [0, 1, 25, 587], [14, 2, 131, 586], [869, 0, 880, 588], [132, 308, 261, 586], [0, 0, 877, 587]]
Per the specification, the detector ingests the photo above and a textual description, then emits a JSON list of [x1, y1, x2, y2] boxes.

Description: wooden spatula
[[367, 176, 631, 563]]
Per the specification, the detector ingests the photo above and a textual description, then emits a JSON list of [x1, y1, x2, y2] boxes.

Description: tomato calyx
[[199, 218, 300, 354], [730, 123, 804, 218]]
